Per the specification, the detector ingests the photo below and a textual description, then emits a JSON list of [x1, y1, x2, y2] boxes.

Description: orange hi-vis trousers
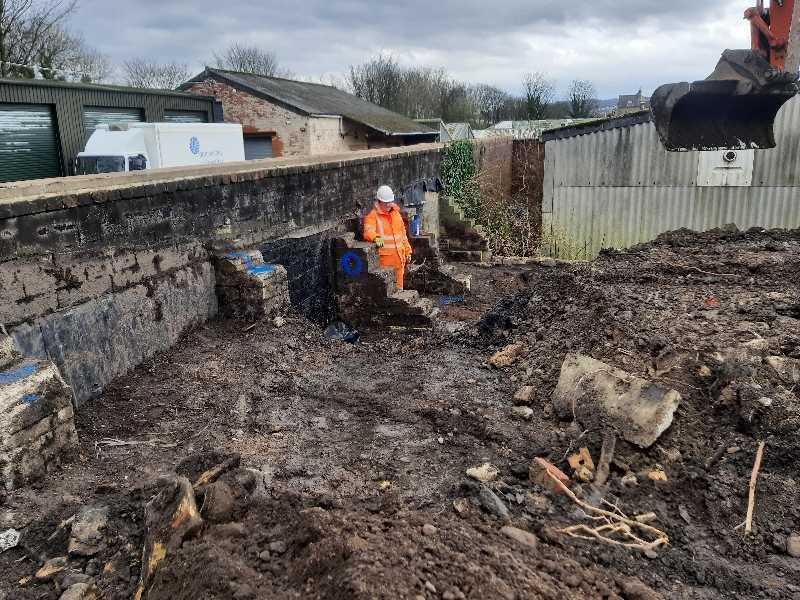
[[363, 202, 411, 290]]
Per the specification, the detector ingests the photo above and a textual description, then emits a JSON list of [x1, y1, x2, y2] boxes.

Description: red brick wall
[[511, 140, 545, 210], [472, 136, 514, 197], [185, 78, 309, 157]]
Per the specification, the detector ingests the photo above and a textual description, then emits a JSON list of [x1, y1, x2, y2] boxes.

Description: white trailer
[[72, 122, 245, 174]]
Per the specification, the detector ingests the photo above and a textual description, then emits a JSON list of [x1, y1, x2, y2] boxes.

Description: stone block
[[214, 251, 290, 319], [0, 356, 77, 490], [51, 252, 114, 309], [552, 354, 681, 449], [0, 255, 58, 326]]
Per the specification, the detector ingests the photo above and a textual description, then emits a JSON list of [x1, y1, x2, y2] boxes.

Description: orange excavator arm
[[651, 0, 800, 151]]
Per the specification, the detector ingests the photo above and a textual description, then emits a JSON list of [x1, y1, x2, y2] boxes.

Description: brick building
[[180, 68, 438, 159]]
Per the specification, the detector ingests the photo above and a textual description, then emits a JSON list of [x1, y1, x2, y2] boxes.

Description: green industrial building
[[0, 79, 219, 184]]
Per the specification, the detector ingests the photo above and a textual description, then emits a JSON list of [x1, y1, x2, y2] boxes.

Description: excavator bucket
[[650, 50, 798, 151]]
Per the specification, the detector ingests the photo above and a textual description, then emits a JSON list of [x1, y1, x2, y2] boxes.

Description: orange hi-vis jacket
[[363, 202, 412, 266]]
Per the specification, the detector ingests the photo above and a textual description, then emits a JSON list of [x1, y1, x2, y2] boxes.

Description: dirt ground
[[1, 225, 799, 600]]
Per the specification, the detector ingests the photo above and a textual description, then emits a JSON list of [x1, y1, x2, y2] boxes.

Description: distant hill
[[596, 98, 618, 110]]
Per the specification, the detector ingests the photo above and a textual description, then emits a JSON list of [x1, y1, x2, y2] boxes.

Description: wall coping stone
[[0, 144, 444, 218]]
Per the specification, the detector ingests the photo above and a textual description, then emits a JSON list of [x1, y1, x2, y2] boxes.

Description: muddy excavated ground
[[2, 225, 800, 600]]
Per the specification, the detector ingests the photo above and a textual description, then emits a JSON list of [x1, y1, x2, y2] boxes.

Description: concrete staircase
[[332, 234, 439, 331], [438, 196, 492, 263], [405, 234, 471, 296]]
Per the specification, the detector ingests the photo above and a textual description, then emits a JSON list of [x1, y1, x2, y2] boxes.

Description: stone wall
[[0, 145, 442, 405]]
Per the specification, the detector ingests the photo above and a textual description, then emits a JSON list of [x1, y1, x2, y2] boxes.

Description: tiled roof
[[180, 68, 437, 137]]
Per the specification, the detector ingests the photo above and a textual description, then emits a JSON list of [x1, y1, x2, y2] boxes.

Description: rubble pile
[[0, 225, 798, 599]]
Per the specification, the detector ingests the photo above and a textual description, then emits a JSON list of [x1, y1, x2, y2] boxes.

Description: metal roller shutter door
[[244, 137, 273, 160], [0, 104, 62, 183], [83, 107, 143, 143], [163, 110, 208, 123]]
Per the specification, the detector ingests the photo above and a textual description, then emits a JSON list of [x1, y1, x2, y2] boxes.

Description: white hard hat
[[376, 185, 394, 203]]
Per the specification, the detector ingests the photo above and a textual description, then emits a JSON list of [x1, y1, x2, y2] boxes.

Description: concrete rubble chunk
[[500, 525, 538, 549], [490, 344, 524, 368], [466, 463, 498, 483], [765, 356, 800, 383], [134, 477, 203, 600], [59, 583, 103, 600], [36, 556, 69, 581], [786, 535, 800, 558], [529, 457, 570, 494], [513, 386, 534, 404], [69, 506, 109, 557], [552, 354, 681, 449], [1, 350, 78, 490], [511, 406, 533, 421]]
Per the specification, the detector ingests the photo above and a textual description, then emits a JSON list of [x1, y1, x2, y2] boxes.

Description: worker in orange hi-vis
[[363, 185, 412, 290]]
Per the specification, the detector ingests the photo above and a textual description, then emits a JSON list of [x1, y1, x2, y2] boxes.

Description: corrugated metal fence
[[543, 97, 800, 259]]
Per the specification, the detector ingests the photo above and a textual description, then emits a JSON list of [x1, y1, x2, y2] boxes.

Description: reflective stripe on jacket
[[363, 202, 412, 261]]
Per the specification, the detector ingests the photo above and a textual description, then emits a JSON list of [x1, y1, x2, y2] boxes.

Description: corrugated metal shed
[[444, 122, 473, 140], [0, 78, 216, 180], [542, 98, 800, 259]]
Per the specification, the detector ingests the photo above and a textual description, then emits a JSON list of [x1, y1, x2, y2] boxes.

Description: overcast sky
[[73, 0, 751, 98]]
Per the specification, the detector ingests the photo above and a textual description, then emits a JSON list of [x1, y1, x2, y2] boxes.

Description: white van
[[72, 122, 245, 174]]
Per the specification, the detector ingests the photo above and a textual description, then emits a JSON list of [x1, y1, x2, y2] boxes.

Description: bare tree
[[35, 27, 114, 82], [471, 83, 509, 127], [566, 79, 599, 118], [522, 71, 556, 120], [213, 42, 291, 77], [123, 58, 190, 89], [346, 52, 403, 111], [0, 0, 81, 77]]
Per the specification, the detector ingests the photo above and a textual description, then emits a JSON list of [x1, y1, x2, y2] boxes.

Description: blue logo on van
[[189, 137, 200, 154]]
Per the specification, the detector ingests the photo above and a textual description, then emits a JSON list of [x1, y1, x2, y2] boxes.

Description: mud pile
[[1, 225, 798, 600]]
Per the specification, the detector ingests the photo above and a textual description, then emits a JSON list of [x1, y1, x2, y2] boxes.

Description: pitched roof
[[180, 68, 437, 137]]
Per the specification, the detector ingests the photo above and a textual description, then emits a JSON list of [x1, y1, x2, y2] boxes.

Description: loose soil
[[2, 225, 799, 600]]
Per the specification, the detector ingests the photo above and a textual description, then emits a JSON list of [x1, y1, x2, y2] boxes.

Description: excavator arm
[[651, 0, 800, 150]]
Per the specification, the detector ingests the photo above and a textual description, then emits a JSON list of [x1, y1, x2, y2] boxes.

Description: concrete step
[[390, 289, 420, 303]]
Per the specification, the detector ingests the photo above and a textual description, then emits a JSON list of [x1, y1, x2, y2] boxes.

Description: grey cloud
[[73, 0, 745, 97]]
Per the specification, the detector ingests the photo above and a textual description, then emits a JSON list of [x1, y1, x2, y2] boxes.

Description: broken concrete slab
[[135, 477, 203, 600], [552, 354, 681, 449], [69, 506, 109, 556]]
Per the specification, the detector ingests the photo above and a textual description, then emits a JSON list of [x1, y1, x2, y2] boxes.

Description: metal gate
[[83, 107, 143, 143], [0, 103, 62, 183]]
